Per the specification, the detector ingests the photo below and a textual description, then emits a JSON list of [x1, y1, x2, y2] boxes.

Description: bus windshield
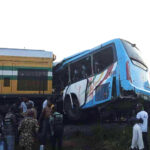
[[122, 40, 148, 71]]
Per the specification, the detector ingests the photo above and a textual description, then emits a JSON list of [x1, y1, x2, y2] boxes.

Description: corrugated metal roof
[[0, 48, 53, 58]]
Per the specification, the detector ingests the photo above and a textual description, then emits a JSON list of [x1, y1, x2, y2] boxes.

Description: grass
[[15, 123, 149, 150], [62, 123, 133, 150]]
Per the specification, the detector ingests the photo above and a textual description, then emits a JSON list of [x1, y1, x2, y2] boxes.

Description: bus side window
[[61, 67, 69, 88], [81, 65, 87, 78], [73, 69, 79, 82], [80, 56, 91, 79], [71, 56, 92, 83], [94, 61, 101, 74], [93, 46, 114, 74]]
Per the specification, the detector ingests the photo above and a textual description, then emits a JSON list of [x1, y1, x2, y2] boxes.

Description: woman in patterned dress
[[18, 110, 39, 150]]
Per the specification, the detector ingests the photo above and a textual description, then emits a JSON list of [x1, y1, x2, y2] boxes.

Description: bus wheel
[[64, 96, 81, 121]]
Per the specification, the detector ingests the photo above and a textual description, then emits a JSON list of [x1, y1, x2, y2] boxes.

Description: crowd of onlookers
[[0, 97, 63, 150], [0, 97, 150, 150]]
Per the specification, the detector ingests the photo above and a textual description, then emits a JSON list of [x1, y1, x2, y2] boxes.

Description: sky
[[0, 0, 150, 67]]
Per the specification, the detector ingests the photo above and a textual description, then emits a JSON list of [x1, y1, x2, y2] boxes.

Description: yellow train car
[[0, 48, 54, 98]]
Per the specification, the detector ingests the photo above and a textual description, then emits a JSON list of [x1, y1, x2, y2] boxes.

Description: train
[[0, 48, 55, 106]]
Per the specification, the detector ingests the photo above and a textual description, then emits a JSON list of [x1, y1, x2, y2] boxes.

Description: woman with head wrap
[[26, 101, 37, 119], [18, 110, 39, 150]]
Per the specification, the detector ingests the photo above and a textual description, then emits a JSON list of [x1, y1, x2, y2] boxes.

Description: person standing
[[18, 110, 39, 150], [0, 114, 4, 150], [130, 117, 144, 150], [39, 98, 54, 149], [20, 97, 35, 114], [26, 102, 37, 119], [42, 99, 48, 109], [136, 103, 149, 150], [20, 97, 28, 114], [3, 105, 17, 150], [49, 106, 64, 150], [42, 96, 55, 110]]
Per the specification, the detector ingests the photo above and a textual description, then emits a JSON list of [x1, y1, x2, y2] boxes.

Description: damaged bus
[[53, 39, 150, 120]]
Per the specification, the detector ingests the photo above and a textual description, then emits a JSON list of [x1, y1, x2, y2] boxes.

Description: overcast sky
[[0, 0, 150, 67]]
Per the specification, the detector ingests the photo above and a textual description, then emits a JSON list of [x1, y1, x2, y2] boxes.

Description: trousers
[[51, 134, 63, 150], [40, 119, 51, 145], [5, 135, 15, 150], [143, 132, 149, 150]]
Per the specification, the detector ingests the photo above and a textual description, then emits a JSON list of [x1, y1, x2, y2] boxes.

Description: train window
[[4, 77, 10, 87], [17, 69, 48, 91]]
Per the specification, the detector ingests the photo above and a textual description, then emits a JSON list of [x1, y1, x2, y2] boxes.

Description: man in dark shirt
[[39, 98, 54, 149], [50, 106, 64, 150], [4, 105, 16, 150]]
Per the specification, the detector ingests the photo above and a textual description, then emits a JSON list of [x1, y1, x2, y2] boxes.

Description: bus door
[[1, 64, 13, 94]]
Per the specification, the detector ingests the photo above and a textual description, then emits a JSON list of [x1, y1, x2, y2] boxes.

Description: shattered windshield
[[122, 40, 147, 71]]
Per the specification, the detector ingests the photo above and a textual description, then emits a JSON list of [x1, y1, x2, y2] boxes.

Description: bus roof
[[56, 38, 120, 70], [0, 48, 53, 58], [63, 49, 91, 62]]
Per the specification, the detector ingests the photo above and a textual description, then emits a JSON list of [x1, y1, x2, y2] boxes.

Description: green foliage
[[15, 123, 136, 150], [63, 124, 133, 150]]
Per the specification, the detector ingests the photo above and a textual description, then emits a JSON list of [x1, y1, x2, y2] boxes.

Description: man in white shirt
[[42, 96, 55, 109], [28, 99, 34, 107], [20, 97, 35, 113], [20, 97, 27, 113], [42, 99, 48, 109], [130, 117, 144, 150], [136, 103, 149, 150]]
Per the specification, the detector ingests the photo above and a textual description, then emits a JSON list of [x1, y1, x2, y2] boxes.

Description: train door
[[1, 64, 13, 94]]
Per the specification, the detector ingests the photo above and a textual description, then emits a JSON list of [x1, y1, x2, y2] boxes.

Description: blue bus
[[53, 39, 150, 120]]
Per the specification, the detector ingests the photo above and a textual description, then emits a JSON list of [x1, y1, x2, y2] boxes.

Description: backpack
[[51, 112, 63, 134], [4, 113, 15, 135], [4, 113, 13, 126]]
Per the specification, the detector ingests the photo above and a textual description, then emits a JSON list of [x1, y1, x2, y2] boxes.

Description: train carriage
[[0, 48, 54, 102]]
